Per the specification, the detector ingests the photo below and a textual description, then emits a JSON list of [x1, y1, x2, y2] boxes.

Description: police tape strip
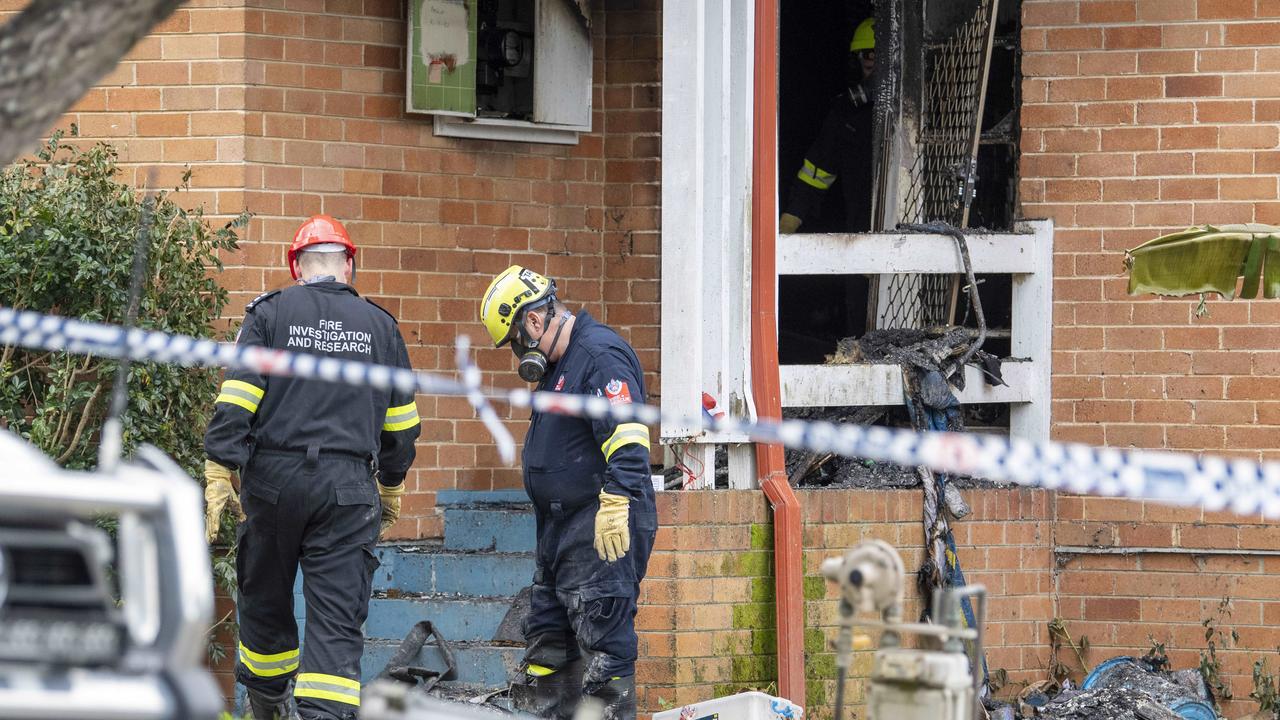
[[454, 335, 516, 465], [2, 305, 1278, 519], [0, 305, 500, 451]]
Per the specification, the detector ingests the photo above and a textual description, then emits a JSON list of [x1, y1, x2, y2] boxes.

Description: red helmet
[[288, 215, 357, 280]]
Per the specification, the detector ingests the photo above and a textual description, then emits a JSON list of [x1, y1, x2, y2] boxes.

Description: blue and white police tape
[[1, 305, 1277, 519], [0, 305, 514, 463]]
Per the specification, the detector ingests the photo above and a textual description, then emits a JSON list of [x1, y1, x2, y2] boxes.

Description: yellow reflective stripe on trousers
[[294, 672, 361, 706], [797, 159, 836, 190], [601, 423, 651, 461], [383, 401, 420, 431], [216, 379, 265, 414], [238, 643, 299, 677], [527, 664, 556, 677]]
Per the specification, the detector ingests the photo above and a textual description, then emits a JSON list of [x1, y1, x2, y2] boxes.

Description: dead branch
[[6, 351, 51, 377]]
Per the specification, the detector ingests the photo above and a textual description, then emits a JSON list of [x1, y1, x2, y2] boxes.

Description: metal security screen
[[874, 0, 998, 331], [900, 0, 999, 227]]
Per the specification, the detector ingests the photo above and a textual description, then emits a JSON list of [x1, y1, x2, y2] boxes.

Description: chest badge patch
[[554, 375, 565, 391], [604, 378, 631, 405]]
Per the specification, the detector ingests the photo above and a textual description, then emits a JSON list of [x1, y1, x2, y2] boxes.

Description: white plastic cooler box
[[653, 692, 804, 720]]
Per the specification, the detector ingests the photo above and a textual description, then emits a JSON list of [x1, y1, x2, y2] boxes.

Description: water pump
[[821, 540, 987, 720]]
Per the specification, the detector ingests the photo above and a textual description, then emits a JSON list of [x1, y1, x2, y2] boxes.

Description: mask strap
[[520, 300, 565, 350], [538, 307, 570, 359]]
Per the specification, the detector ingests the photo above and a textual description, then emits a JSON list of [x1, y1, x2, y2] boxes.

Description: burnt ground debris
[[1035, 687, 1184, 720], [989, 656, 1219, 720], [784, 326, 1018, 489]]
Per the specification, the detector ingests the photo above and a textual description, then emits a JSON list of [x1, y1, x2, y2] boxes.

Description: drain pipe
[[751, 0, 806, 703]]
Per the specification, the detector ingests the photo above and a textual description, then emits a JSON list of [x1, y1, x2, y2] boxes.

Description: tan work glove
[[204, 460, 244, 545], [594, 492, 631, 563], [378, 482, 405, 540], [779, 212, 803, 235]]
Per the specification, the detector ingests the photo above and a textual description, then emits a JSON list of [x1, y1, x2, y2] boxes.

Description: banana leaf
[[1125, 223, 1280, 299]]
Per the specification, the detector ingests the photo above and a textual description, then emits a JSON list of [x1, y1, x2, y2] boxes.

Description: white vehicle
[[0, 431, 223, 719]]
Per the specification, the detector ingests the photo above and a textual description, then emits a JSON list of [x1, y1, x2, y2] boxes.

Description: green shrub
[[0, 130, 248, 479]]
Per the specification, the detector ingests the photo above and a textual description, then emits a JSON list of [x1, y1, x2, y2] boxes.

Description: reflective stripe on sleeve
[[600, 422, 651, 461], [216, 379, 265, 414], [238, 643, 299, 678], [383, 401, 420, 432], [797, 159, 836, 190], [294, 673, 361, 706]]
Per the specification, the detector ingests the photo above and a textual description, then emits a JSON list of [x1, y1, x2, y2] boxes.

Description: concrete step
[[435, 490, 531, 506], [361, 639, 523, 688], [364, 594, 511, 643], [443, 506, 536, 553], [372, 546, 535, 598]]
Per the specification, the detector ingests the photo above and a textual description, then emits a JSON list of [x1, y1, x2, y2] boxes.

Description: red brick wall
[[1022, 0, 1280, 459], [1054, 495, 1280, 716], [600, 0, 662, 383], [1022, 5, 1280, 708], [642, 489, 1055, 719], [7, 0, 663, 538], [0, 0, 252, 224]]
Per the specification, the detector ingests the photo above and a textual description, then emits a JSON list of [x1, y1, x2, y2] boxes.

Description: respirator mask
[[846, 50, 875, 107], [511, 302, 571, 384]]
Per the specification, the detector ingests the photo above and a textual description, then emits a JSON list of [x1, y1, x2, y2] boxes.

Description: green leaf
[[1127, 224, 1280, 300], [0, 136, 246, 475]]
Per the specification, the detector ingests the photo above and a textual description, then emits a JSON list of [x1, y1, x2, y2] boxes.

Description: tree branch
[[7, 351, 51, 377], [55, 382, 102, 464], [51, 355, 82, 449], [0, 0, 185, 167]]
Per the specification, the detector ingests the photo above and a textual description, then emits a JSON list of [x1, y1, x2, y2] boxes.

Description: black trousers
[[523, 496, 657, 685], [234, 451, 380, 720]]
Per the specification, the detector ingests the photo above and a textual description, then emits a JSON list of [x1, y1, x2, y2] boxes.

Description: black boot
[[583, 676, 636, 720], [248, 687, 299, 720], [511, 656, 586, 720]]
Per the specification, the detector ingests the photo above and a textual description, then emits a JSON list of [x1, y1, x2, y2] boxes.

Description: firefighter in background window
[[780, 17, 877, 234], [480, 265, 656, 720], [203, 215, 422, 720]]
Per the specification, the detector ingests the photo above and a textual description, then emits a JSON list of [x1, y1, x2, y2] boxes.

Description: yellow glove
[[594, 492, 631, 562], [204, 460, 244, 545], [779, 212, 803, 235], [378, 482, 405, 540]]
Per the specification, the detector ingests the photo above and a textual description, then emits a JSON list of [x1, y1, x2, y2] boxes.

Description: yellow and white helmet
[[480, 265, 556, 347]]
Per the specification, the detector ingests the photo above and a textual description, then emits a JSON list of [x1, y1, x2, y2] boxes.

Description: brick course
[[1022, 6, 1280, 705]]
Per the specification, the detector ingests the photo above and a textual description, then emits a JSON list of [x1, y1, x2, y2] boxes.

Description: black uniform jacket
[[204, 281, 420, 484], [786, 89, 875, 231], [522, 310, 653, 512]]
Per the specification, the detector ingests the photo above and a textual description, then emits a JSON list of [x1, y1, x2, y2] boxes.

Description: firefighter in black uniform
[[780, 17, 877, 234], [203, 215, 421, 720], [480, 266, 656, 720]]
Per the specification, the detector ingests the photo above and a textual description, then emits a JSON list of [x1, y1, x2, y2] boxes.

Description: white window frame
[[660, 0, 1051, 490], [659, 0, 757, 489], [432, 115, 584, 145]]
